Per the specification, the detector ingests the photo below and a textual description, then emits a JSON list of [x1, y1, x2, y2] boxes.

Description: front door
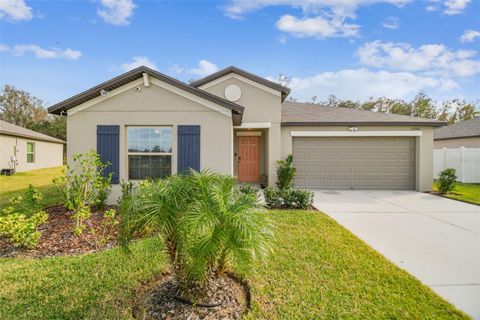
[[238, 136, 260, 182]]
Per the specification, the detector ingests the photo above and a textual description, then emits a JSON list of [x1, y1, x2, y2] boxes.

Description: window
[[26, 142, 35, 163], [127, 127, 172, 180]]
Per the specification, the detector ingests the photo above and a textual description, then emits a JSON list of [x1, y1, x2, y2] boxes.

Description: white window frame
[[26, 142, 35, 164], [127, 126, 173, 180]]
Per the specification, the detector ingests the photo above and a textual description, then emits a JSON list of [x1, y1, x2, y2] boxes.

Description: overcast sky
[[1, 0, 479, 106]]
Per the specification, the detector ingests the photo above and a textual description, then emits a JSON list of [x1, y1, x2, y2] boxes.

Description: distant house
[[0, 120, 65, 173], [434, 117, 480, 149]]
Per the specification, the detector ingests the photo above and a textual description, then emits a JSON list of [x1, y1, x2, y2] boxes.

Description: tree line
[[0, 85, 66, 141], [275, 73, 479, 124]]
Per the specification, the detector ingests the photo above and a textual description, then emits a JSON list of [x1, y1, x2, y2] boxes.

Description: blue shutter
[[97, 125, 120, 184], [177, 125, 200, 173]]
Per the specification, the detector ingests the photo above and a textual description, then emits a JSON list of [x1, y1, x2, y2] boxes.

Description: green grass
[[0, 239, 167, 319], [0, 210, 467, 319], [0, 166, 65, 207], [244, 211, 467, 319], [433, 181, 480, 205]]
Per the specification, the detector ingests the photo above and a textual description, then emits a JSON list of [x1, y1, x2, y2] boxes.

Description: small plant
[[87, 208, 119, 250], [259, 174, 268, 189], [437, 168, 457, 195], [54, 150, 112, 235], [0, 187, 48, 248], [264, 187, 313, 209], [236, 183, 259, 198], [119, 180, 135, 205], [276, 155, 296, 190]]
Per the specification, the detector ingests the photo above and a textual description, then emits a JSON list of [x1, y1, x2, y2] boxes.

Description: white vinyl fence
[[433, 147, 480, 183]]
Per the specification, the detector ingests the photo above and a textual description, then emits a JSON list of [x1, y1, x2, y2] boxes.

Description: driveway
[[312, 190, 480, 319]]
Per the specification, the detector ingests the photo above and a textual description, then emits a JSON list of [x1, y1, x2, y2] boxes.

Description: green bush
[[86, 208, 119, 250], [276, 155, 296, 190], [236, 183, 259, 198], [0, 186, 48, 248], [259, 174, 268, 189], [54, 150, 112, 235], [264, 187, 313, 209], [437, 168, 457, 194], [120, 170, 273, 302]]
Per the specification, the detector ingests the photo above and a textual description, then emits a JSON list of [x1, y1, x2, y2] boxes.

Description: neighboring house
[[434, 117, 480, 148], [0, 119, 65, 172], [48, 66, 444, 201]]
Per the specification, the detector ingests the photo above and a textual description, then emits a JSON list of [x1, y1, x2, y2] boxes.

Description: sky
[[0, 0, 479, 107]]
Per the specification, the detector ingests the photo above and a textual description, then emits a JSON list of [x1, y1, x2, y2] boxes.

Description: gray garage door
[[293, 137, 415, 190]]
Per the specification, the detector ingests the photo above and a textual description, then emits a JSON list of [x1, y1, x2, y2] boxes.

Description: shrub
[[264, 187, 283, 208], [437, 168, 457, 195], [54, 150, 112, 235], [236, 183, 259, 198], [264, 187, 313, 209], [259, 174, 268, 189], [86, 208, 119, 250], [276, 155, 296, 190], [0, 187, 48, 248], [120, 170, 273, 302]]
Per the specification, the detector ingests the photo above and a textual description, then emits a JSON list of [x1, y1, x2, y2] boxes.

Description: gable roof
[[190, 66, 291, 102], [47, 66, 244, 116], [0, 120, 65, 144], [434, 117, 480, 140], [281, 101, 446, 127]]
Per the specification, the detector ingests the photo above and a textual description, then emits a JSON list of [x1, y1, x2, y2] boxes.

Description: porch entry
[[238, 136, 260, 182]]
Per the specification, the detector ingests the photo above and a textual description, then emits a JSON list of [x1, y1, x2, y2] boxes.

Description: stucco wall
[[280, 126, 434, 192], [199, 75, 283, 184], [434, 137, 480, 149], [67, 79, 233, 202], [0, 134, 63, 172]]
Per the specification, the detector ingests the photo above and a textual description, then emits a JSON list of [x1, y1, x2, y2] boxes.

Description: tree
[[410, 92, 437, 119], [0, 85, 47, 127], [274, 73, 292, 87], [29, 116, 67, 141], [120, 171, 273, 302]]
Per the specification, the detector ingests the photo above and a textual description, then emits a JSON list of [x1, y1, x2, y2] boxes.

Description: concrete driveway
[[312, 190, 480, 319]]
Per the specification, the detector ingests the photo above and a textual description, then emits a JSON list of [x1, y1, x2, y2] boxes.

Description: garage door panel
[[293, 137, 415, 190]]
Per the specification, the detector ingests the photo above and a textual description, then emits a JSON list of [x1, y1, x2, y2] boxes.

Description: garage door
[[293, 137, 415, 190]]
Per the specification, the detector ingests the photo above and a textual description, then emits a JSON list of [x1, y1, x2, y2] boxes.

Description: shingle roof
[[434, 117, 480, 140], [190, 66, 291, 102], [47, 66, 244, 116], [0, 120, 65, 144], [281, 101, 446, 127]]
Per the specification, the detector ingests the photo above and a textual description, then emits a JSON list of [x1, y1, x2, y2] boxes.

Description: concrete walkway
[[312, 190, 480, 319]]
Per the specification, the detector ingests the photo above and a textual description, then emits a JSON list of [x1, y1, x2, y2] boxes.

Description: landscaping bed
[[133, 272, 250, 320], [0, 205, 119, 258]]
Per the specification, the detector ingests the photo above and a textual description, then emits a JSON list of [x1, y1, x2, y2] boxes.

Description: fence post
[[460, 146, 466, 183]]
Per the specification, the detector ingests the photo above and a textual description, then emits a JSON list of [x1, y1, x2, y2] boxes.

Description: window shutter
[[177, 125, 200, 173], [97, 125, 120, 184]]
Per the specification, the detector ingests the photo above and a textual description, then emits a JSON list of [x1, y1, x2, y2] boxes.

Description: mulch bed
[[133, 272, 250, 320], [0, 205, 120, 258]]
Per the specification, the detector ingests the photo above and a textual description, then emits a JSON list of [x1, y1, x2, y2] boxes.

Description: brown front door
[[238, 136, 260, 182]]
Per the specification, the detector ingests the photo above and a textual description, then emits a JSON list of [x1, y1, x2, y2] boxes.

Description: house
[[434, 117, 480, 149], [48, 66, 444, 201], [0, 119, 65, 173]]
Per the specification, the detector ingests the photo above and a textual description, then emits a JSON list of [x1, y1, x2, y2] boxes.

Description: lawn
[[433, 181, 480, 205], [0, 211, 467, 319], [0, 166, 65, 207]]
